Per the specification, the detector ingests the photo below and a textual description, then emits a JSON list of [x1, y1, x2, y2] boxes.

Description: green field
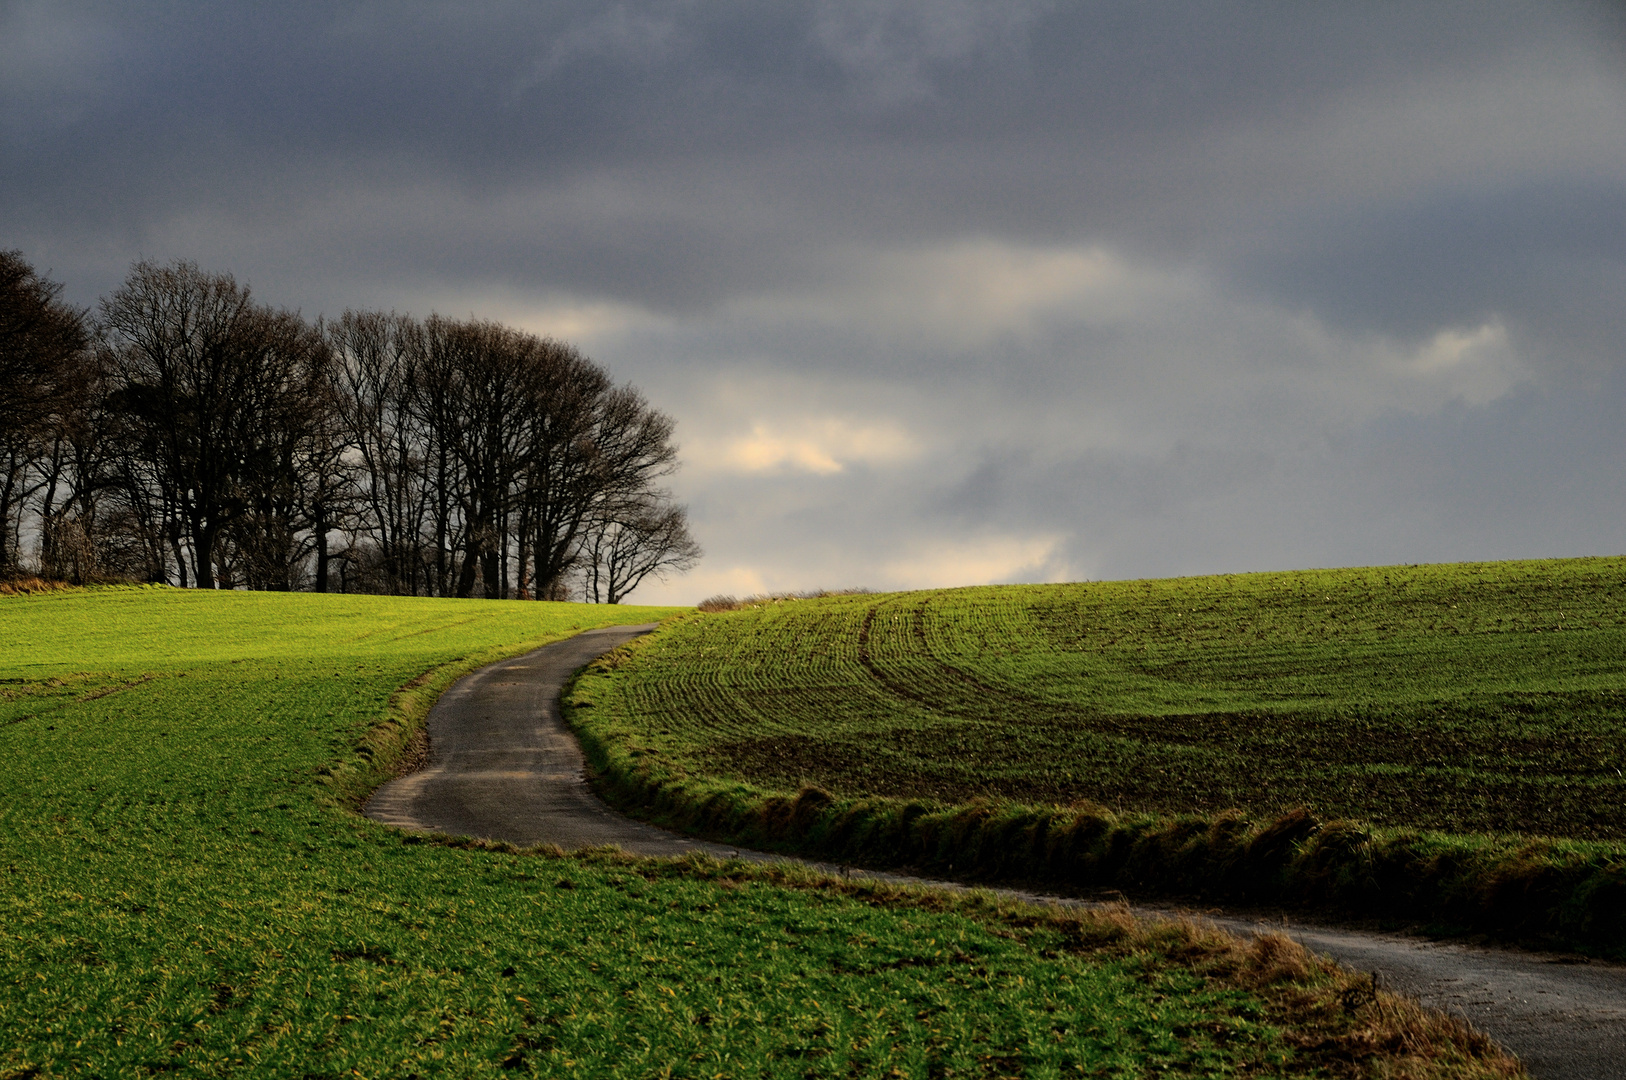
[[0, 587, 1508, 1078], [579, 559, 1626, 840]]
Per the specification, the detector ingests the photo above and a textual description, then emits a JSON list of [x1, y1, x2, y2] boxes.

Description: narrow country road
[[367, 624, 745, 857], [364, 627, 1626, 1080]]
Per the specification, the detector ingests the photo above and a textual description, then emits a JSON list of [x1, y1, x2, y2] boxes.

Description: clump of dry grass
[[961, 902, 1519, 1078], [697, 587, 872, 613], [964, 901, 1519, 1078], [0, 574, 144, 596], [0, 575, 78, 596], [1216, 924, 1518, 1078]]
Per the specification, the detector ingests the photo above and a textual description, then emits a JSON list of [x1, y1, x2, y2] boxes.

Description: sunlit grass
[[580, 557, 1626, 839], [0, 586, 1467, 1077]]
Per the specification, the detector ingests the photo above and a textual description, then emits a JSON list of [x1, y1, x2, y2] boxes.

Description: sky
[[4, 1, 1625, 604]]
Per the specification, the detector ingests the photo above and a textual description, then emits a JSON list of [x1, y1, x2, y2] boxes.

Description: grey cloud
[[4, 0, 1624, 601], [11, 1, 1621, 327], [1225, 181, 1626, 340]]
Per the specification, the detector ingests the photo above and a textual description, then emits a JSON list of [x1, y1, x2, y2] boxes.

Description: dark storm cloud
[[1227, 182, 1626, 337], [3, 0, 1623, 599], [10, 2, 1615, 300]]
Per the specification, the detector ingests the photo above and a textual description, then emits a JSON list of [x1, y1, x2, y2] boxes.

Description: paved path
[[365, 627, 1626, 1079], [1231, 919, 1625, 1079], [367, 625, 746, 856]]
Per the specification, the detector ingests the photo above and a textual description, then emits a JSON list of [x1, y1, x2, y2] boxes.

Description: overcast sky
[[5, 1, 1625, 603]]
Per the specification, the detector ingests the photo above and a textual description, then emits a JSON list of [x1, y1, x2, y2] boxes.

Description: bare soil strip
[[364, 628, 1626, 1080]]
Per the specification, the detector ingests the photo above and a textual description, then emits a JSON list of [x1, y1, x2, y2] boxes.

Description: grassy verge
[[562, 558, 1626, 955], [0, 586, 1520, 1076]]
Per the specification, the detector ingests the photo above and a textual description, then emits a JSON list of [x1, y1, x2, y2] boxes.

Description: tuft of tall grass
[[0, 574, 90, 595]]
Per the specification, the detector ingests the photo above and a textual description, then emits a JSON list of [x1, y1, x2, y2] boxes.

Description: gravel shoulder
[[364, 627, 1626, 1080]]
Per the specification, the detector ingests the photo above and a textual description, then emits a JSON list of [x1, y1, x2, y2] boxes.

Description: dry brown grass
[[0, 574, 143, 596], [0, 575, 78, 596], [697, 587, 873, 613], [1010, 904, 1521, 1079]]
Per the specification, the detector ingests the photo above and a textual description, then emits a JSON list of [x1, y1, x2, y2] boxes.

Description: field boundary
[[564, 639, 1626, 959]]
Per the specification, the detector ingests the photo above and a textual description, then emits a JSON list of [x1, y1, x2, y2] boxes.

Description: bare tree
[[518, 377, 682, 602], [407, 317, 479, 596], [226, 308, 338, 591], [578, 495, 701, 603], [402, 318, 682, 603], [298, 377, 359, 593], [512, 339, 611, 599], [426, 318, 545, 599], [99, 260, 327, 589], [34, 343, 118, 583], [0, 251, 90, 576], [327, 312, 431, 594], [7, 258, 702, 598]]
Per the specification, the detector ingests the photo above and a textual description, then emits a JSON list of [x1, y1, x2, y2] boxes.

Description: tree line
[[0, 251, 699, 601]]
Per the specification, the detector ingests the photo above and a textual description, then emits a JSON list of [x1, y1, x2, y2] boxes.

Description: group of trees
[[0, 251, 699, 601]]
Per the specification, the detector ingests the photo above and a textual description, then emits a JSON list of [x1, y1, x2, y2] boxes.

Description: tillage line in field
[[572, 614, 1626, 1080], [855, 601, 1052, 724], [754, 602, 1598, 835]]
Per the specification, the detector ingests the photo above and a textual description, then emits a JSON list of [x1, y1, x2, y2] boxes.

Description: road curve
[[364, 627, 1626, 1080], [367, 624, 749, 858]]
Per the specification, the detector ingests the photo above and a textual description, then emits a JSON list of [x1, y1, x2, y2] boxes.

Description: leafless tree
[[7, 257, 700, 599], [0, 251, 90, 576], [99, 260, 333, 589], [511, 339, 612, 599], [414, 317, 547, 599], [226, 308, 339, 591], [327, 312, 431, 595], [34, 344, 119, 583], [577, 495, 701, 603], [392, 317, 694, 603]]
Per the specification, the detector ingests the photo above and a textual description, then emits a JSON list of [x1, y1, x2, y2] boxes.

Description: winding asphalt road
[[364, 626, 1626, 1079]]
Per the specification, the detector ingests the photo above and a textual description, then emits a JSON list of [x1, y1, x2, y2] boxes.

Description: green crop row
[[563, 557, 1626, 954], [2, 587, 1518, 1077]]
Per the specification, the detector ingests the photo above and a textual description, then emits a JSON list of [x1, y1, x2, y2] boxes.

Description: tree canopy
[[0, 254, 699, 600]]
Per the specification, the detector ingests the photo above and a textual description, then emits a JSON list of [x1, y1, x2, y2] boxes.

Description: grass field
[[0, 587, 1511, 1078], [575, 558, 1626, 840]]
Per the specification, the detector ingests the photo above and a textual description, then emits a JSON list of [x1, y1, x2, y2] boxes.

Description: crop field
[[0, 587, 1508, 1078], [578, 558, 1626, 841]]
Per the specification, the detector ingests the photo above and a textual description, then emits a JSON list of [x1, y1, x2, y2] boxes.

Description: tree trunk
[[455, 531, 479, 598], [481, 547, 500, 599], [168, 527, 188, 588], [314, 512, 330, 593], [515, 531, 530, 600], [194, 520, 217, 589]]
